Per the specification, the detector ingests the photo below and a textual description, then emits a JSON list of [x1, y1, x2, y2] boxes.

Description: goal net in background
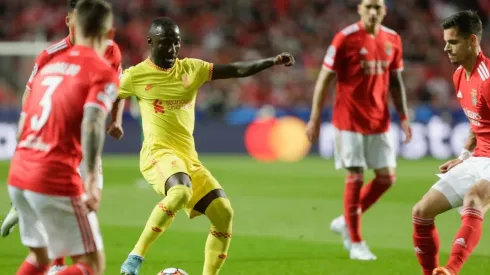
[[0, 41, 49, 160]]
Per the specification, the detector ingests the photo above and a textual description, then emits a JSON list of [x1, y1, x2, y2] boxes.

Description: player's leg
[[121, 173, 192, 275], [330, 128, 372, 258], [362, 132, 397, 213], [190, 170, 233, 275], [433, 178, 490, 275], [49, 157, 105, 274], [412, 189, 451, 275], [31, 193, 105, 275], [121, 151, 191, 275], [7, 186, 51, 274], [411, 159, 478, 275]]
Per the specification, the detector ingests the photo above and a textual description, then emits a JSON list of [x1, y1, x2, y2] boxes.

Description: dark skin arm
[[211, 53, 295, 80]]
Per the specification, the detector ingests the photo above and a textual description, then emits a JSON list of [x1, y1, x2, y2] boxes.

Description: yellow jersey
[[118, 58, 213, 161]]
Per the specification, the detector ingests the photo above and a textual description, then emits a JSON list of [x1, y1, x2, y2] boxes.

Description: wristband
[[458, 148, 473, 161], [399, 114, 407, 121]]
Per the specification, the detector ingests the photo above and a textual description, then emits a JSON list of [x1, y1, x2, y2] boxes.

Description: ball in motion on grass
[[158, 267, 188, 275]]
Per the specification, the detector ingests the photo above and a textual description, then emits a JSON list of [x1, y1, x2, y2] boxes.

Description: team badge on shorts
[[385, 42, 392, 56], [471, 89, 478, 106]]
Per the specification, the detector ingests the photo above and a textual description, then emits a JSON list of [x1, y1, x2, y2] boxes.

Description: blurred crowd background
[[1, 0, 490, 120]]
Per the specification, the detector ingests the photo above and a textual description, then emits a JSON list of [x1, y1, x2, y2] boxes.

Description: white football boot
[[349, 241, 377, 260], [330, 215, 351, 250]]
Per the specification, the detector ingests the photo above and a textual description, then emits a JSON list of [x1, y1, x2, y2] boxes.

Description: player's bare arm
[[389, 70, 412, 143], [211, 53, 294, 80], [107, 98, 125, 140], [439, 128, 475, 173], [82, 106, 108, 211], [15, 87, 31, 141], [306, 68, 336, 143]]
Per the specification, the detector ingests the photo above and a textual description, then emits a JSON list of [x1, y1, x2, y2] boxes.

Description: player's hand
[[274, 52, 295, 67], [107, 121, 124, 140], [439, 158, 463, 173], [306, 120, 321, 143], [401, 120, 412, 144], [84, 173, 101, 212]]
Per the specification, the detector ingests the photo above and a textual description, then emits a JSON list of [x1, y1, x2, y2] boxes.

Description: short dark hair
[[68, 0, 78, 12], [441, 10, 483, 38], [75, 0, 112, 37], [149, 17, 178, 34]]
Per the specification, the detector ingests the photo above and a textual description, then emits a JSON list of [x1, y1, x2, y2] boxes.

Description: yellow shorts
[[140, 143, 223, 218]]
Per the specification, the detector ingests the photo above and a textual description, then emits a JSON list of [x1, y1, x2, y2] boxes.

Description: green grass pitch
[[1, 155, 490, 275]]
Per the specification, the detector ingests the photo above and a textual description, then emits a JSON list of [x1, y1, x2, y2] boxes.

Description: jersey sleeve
[[117, 67, 135, 99], [188, 58, 213, 87], [85, 69, 119, 114], [26, 50, 50, 90], [389, 35, 404, 72], [107, 42, 123, 74], [322, 32, 346, 72]]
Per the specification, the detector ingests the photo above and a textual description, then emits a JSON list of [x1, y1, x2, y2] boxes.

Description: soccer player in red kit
[[306, 0, 412, 260], [7, 1, 118, 274], [410, 11, 490, 275], [1, 0, 124, 266]]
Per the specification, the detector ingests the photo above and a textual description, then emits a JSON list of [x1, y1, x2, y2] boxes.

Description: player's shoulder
[[380, 25, 401, 42], [337, 23, 361, 38], [83, 53, 117, 78], [380, 25, 399, 36], [180, 57, 209, 65], [105, 39, 121, 54], [474, 56, 490, 82], [44, 37, 70, 55], [37, 37, 71, 63]]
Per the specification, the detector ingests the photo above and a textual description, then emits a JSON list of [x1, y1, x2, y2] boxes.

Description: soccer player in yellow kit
[[119, 17, 295, 275]]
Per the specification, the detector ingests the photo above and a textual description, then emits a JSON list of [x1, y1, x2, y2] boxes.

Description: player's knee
[[412, 201, 435, 219], [27, 248, 50, 266], [167, 184, 192, 206], [463, 184, 485, 210], [207, 198, 234, 229]]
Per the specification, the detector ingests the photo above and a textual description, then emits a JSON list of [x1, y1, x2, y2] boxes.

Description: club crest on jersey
[[385, 42, 392, 56], [471, 89, 478, 106]]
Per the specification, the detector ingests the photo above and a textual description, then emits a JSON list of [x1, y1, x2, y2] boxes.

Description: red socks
[[53, 257, 66, 266], [360, 174, 394, 212], [57, 263, 94, 275], [344, 173, 363, 243], [446, 207, 483, 274], [412, 216, 440, 275], [16, 260, 49, 275]]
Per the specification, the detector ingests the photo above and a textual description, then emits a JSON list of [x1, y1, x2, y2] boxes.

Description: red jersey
[[8, 46, 119, 196], [323, 22, 404, 134], [26, 36, 122, 90], [453, 52, 490, 157]]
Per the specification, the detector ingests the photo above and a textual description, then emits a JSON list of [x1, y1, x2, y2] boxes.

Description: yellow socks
[[203, 197, 234, 275], [131, 185, 192, 257]]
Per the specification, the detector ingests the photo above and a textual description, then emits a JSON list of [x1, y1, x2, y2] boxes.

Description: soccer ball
[[157, 267, 189, 275]]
